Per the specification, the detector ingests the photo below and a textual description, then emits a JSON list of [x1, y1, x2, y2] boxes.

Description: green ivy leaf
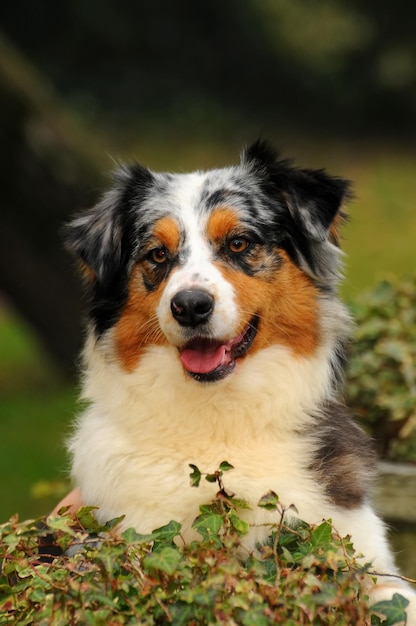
[[219, 461, 234, 472], [205, 473, 219, 483], [310, 521, 333, 548], [280, 545, 295, 564], [121, 527, 155, 544], [257, 491, 279, 511], [229, 511, 249, 536], [103, 515, 125, 530], [152, 519, 182, 543], [370, 592, 409, 626], [231, 497, 251, 510], [189, 464, 202, 487], [143, 546, 181, 575], [192, 511, 223, 539], [260, 557, 278, 584], [0, 589, 14, 614], [122, 519, 182, 545], [170, 603, 200, 626], [29, 588, 46, 603], [242, 608, 270, 626], [76, 506, 102, 531]]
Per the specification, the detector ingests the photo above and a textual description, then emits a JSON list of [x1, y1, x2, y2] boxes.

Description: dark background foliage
[[2, 0, 416, 138]]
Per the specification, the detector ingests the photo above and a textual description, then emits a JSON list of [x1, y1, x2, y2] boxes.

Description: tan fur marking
[[215, 250, 319, 357], [152, 216, 181, 252], [78, 261, 96, 283], [115, 266, 169, 372], [206, 207, 241, 242], [329, 211, 346, 246]]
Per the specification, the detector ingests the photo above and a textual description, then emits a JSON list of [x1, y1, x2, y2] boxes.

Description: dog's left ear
[[282, 166, 350, 247], [243, 140, 351, 246]]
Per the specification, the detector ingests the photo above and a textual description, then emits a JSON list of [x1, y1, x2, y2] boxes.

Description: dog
[[64, 140, 415, 619]]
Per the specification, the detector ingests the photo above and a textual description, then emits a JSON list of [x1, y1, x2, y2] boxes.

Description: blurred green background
[[1, 0, 416, 528]]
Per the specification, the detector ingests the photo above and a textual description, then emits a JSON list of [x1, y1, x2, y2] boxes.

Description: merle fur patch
[[310, 401, 377, 509]]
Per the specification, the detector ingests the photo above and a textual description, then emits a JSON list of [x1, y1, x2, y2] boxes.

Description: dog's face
[[65, 141, 349, 382]]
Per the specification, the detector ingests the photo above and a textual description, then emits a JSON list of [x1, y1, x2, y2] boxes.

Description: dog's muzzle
[[170, 287, 259, 383]]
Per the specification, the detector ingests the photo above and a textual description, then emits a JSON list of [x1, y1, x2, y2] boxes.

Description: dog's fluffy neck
[[80, 296, 351, 442]]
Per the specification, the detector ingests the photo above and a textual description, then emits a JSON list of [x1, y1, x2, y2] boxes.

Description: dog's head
[[65, 140, 350, 382]]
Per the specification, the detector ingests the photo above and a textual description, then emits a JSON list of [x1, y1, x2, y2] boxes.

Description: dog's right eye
[[149, 247, 168, 264], [228, 237, 250, 254]]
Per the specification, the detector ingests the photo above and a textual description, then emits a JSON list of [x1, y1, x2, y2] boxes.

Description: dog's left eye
[[149, 247, 168, 264], [228, 237, 250, 254]]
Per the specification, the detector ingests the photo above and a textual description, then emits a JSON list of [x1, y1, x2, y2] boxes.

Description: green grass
[[0, 387, 76, 520], [342, 151, 416, 296], [0, 309, 76, 521]]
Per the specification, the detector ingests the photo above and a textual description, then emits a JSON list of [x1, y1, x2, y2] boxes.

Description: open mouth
[[178, 315, 259, 382]]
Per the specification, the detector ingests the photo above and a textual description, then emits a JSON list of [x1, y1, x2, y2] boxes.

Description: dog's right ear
[[64, 164, 153, 287]]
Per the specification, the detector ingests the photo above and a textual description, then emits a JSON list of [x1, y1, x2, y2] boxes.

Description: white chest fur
[[70, 341, 334, 541]]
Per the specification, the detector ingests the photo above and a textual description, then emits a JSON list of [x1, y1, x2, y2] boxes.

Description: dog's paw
[[406, 595, 416, 626], [401, 593, 416, 626]]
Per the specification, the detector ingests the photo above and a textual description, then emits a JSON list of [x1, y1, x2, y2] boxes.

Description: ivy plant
[[347, 276, 416, 462], [0, 463, 410, 625]]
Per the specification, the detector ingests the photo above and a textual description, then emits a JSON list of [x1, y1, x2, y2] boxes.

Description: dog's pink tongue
[[180, 341, 231, 374]]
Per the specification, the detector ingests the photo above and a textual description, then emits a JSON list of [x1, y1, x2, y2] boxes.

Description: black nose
[[170, 289, 214, 327]]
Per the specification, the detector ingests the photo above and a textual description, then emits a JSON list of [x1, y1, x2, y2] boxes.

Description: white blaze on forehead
[[155, 171, 239, 345]]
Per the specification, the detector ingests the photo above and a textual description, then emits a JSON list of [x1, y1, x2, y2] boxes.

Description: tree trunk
[[0, 34, 104, 376]]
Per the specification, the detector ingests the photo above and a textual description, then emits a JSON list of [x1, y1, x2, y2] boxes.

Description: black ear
[[283, 167, 351, 244], [242, 139, 351, 244], [242, 140, 351, 284], [64, 163, 153, 286]]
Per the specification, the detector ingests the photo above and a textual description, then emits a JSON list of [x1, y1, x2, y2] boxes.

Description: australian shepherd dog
[[64, 140, 415, 619]]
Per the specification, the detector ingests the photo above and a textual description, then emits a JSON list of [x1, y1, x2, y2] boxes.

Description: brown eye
[[228, 237, 250, 254], [150, 247, 168, 264]]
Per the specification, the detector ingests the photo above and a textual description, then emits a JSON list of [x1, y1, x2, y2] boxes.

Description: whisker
[[237, 305, 293, 348]]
